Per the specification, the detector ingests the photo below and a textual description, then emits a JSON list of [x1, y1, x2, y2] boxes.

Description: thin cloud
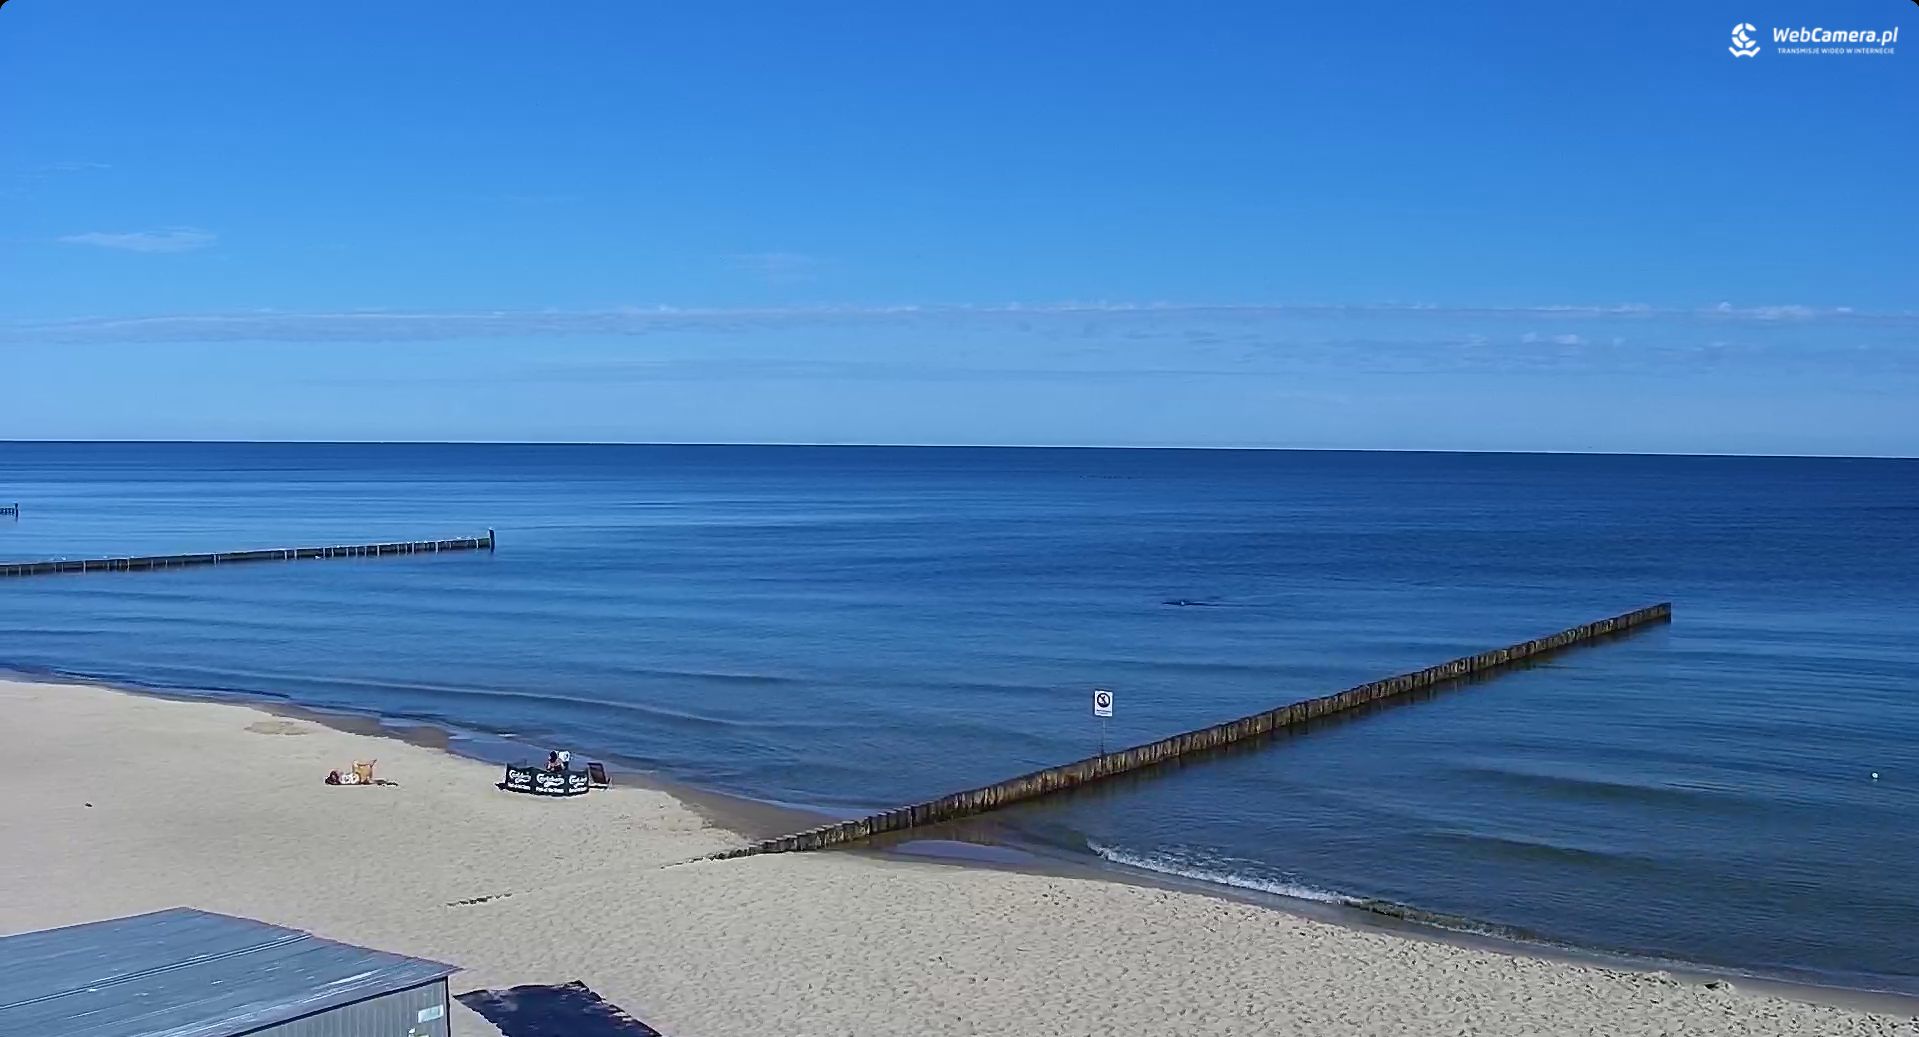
[[57, 227, 216, 254], [1712, 302, 1816, 321], [1, 160, 112, 197], [0, 301, 1909, 346]]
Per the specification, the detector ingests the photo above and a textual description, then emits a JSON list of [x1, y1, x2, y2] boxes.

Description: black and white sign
[[1092, 688, 1114, 718], [499, 764, 591, 796]]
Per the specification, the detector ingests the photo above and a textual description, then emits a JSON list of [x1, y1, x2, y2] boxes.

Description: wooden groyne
[[0, 503, 17, 518], [0, 529, 495, 578], [711, 602, 1671, 860]]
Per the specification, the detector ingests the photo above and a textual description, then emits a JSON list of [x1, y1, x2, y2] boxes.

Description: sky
[[1, 1, 1914, 453]]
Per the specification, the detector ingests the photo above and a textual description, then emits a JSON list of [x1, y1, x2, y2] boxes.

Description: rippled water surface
[[1, 442, 1914, 989]]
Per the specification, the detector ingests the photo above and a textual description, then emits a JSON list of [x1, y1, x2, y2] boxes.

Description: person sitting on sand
[[546, 751, 563, 774], [325, 760, 376, 785]]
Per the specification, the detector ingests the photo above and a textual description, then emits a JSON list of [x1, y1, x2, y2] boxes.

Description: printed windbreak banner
[[500, 765, 591, 796]]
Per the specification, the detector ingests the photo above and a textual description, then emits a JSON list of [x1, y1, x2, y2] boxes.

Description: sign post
[[1092, 687, 1113, 754]]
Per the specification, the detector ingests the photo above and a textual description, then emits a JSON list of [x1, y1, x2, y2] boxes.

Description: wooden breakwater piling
[[0, 529, 495, 578], [710, 602, 1671, 860], [0, 502, 17, 518]]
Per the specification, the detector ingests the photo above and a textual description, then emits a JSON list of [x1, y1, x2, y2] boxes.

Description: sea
[[2, 442, 1915, 994]]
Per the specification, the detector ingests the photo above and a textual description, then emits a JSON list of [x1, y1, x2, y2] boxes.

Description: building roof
[[0, 908, 458, 1037]]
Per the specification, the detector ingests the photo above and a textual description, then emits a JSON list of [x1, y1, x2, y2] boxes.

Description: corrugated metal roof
[[0, 908, 457, 1037]]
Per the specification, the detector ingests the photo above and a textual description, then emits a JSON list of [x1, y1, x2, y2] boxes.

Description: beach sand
[[3, 677, 1913, 1037]]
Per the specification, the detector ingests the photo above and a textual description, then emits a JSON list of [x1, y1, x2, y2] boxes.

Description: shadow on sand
[[457, 981, 664, 1037]]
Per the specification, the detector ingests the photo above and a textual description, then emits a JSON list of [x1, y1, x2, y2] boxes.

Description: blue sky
[[2, 1, 1914, 452]]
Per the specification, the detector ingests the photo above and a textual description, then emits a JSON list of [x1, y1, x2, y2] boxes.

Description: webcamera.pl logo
[[1729, 21, 1900, 57]]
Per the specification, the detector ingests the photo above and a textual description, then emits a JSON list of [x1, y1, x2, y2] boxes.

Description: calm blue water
[[2, 443, 1915, 990]]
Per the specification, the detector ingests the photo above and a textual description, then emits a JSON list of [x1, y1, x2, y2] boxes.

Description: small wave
[[1086, 841, 1560, 946], [1449, 761, 1753, 811], [9, 662, 773, 736], [1087, 842, 1354, 905], [1427, 828, 1662, 873]]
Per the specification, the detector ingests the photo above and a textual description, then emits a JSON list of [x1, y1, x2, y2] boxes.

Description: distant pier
[[0, 503, 17, 518], [0, 529, 495, 578], [710, 602, 1673, 859]]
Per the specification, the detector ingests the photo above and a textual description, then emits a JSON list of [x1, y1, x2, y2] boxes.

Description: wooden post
[[707, 603, 1673, 860], [0, 532, 498, 579]]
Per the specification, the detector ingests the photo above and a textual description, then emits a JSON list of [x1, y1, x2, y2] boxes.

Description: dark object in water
[[1161, 598, 1220, 607], [458, 981, 663, 1037], [0, 529, 494, 579]]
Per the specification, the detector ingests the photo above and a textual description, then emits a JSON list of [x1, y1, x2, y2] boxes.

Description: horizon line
[[1, 439, 1912, 461]]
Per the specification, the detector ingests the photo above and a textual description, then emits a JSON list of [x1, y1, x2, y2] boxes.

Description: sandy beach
[[3, 676, 1913, 1037]]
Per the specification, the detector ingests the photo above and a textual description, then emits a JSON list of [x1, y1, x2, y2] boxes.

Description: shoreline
[[863, 826, 1919, 1018], [249, 694, 830, 846], [0, 662, 834, 842], [9, 666, 1916, 1021], [7, 674, 1915, 1035]]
